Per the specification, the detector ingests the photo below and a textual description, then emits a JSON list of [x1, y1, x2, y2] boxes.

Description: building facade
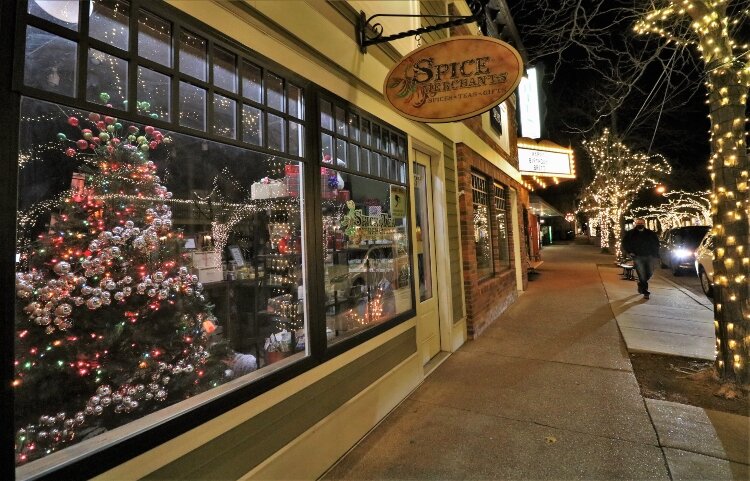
[[2, 1, 533, 480]]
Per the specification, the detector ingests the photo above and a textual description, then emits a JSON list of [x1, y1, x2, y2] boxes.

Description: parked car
[[694, 231, 714, 297], [658, 225, 711, 275]]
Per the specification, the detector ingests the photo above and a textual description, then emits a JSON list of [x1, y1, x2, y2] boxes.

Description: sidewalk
[[322, 243, 749, 480]]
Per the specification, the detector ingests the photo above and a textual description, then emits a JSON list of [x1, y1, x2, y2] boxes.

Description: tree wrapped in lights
[[631, 190, 712, 230], [14, 112, 229, 465], [578, 129, 671, 258], [634, 1, 749, 383]]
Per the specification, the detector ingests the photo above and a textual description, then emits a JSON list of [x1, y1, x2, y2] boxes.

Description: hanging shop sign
[[383, 36, 523, 123], [389, 185, 407, 218], [518, 143, 575, 178]]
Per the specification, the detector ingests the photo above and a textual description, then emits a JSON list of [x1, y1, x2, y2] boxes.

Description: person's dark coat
[[622, 227, 659, 257]]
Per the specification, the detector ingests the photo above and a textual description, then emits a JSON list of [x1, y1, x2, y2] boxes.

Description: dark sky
[[506, 1, 715, 211]]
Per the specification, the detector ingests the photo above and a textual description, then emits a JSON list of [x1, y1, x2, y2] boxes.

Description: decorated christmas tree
[[14, 110, 230, 465]]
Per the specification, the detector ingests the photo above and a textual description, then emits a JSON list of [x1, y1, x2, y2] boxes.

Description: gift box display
[[251, 177, 288, 199], [284, 165, 300, 197]]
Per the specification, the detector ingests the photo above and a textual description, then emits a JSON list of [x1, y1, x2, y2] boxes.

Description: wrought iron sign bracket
[[357, 0, 488, 54]]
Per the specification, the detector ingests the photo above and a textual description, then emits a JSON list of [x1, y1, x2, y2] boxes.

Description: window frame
[[6, 1, 414, 479], [471, 171, 494, 281], [493, 182, 511, 270]]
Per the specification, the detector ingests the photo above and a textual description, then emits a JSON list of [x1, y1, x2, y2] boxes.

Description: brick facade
[[456, 143, 531, 338]]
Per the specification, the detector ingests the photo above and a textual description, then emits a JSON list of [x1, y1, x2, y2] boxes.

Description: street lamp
[[655, 184, 667, 195]]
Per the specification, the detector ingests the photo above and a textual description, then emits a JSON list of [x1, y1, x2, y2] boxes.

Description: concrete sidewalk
[[323, 243, 748, 480]]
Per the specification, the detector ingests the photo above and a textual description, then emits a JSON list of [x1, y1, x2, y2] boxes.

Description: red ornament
[[67, 116, 79, 127], [149, 140, 158, 149], [88, 113, 100, 122], [104, 116, 115, 125], [96, 121, 106, 130], [76, 139, 88, 150], [278, 236, 289, 254], [65, 148, 76, 157], [144, 126, 155, 135], [127, 125, 138, 134]]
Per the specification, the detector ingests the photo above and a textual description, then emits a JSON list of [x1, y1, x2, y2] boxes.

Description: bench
[[619, 263, 636, 281]]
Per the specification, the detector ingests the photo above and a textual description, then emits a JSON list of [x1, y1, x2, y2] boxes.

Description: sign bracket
[[357, 0, 488, 53]]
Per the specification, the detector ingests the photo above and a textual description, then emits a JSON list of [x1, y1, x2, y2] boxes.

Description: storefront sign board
[[383, 36, 523, 123], [518, 146, 575, 178]]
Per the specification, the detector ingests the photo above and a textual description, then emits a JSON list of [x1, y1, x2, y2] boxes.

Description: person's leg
[[634, 256, 649, 295]]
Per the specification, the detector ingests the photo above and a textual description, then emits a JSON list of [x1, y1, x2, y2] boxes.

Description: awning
[[529, 194, 563, 217]]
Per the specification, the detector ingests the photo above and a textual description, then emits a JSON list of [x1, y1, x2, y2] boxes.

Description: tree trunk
[[707, 66, 749, 384]]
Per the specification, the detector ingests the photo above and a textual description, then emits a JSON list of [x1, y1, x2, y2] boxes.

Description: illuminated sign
[[518, 145, 574, 178], [518, 67, 541, 139], [383, 36, 523, 123]]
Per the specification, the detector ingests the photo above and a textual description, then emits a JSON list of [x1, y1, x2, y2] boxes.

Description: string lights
[[578, 129, 671, 258], [634, 0, 749, 383]]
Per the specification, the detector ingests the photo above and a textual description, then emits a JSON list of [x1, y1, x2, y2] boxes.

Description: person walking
[[621, 218, 660, 299]]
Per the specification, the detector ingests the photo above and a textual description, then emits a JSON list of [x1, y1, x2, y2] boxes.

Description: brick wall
[[457, 143, 530, 338]]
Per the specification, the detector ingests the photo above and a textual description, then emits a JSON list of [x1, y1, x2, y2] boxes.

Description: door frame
[[410, 139, 454, 353]]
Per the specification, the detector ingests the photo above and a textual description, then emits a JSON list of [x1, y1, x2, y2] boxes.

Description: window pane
[[242, 104, 262, 145], [267, 113, 285, 152], [472, 173, 493, 278], [360, 149, 371, 174], [90, 0, 129, 50], [138, 10, 171, 67], [414, 163, 433, 301], [179, 81, 206, 130], [321, 133, 333, 164], [361, 119, 370, 145], [371, 124, 380, 149], [87, 49, 127, 108], [348, 144, 359, 171], [494, 184, 510, 268], [336, 139, 347, 169], [213, 94, 236, 139], [15, 98, 309, 466], [320, 100, 333, 131], [322, 170, 412, 345], [397, 137, 406, 159], [347, 112, 359, 141], [213, 46, 236, 93], [335, 106, 346, 136], [389, 158, 398, 181], [28, 0, 79, 30], [288, 121, 304, 157], [241, 60, 262, 103], [24, 26, 77, 97], [179, 30, 207, 81], [380, 155, 389, 179], [266, 73, 284, 112], [287, 83, 303, 120], [371, 153, 380, 176], [137, 66, 170, 120], [381, 129, 390, 154]]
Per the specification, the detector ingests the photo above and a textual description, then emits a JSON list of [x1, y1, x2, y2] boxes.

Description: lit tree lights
[[14, 110, 230, 465], [631, 189, 713, 229], [635, 1, 750, 383], [578, 129, 672, 258]]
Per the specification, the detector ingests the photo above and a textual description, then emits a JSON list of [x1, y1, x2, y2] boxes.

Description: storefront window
[[472, 173, 493, 279], [321, 170, 411, 344], [494, 183, 510, 268], [14, 97, 308, 467], [319, 98, 411, 344]]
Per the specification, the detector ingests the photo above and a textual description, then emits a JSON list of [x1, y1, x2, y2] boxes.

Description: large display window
[[10, 0, 413, 477], [14, 97, 308, 466]]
